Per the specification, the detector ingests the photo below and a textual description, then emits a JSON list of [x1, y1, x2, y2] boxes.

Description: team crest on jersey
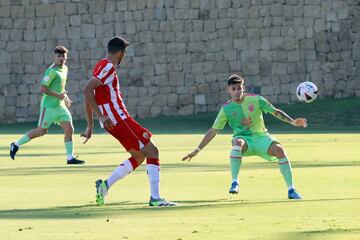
[[143, 132, 149, 139], [248, 104, 254, 112]]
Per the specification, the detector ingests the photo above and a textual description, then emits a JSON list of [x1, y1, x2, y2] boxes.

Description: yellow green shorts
[[38, 106, 72, 129], [234, 134, 279, 161]]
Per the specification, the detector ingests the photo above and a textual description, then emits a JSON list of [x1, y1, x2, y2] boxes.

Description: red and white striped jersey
[[92, 58, 129, 126]]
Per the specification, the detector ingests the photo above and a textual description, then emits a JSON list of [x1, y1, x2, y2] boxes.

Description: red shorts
[[106, 117, 152, 151]]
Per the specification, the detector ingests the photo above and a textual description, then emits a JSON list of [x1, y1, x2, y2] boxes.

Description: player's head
[[227, 74, 245, 101], [54, 46, 68, 66], [107, 36, 129, 65]]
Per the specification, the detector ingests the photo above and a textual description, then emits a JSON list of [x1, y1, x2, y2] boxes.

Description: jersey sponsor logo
[[232, 112, 237, 117], [248, 104, 254, 112], [241, 116, 253, 130]]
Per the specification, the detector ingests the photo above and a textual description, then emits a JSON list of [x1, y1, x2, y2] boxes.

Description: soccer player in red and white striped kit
[[82, 36, 177, 207]]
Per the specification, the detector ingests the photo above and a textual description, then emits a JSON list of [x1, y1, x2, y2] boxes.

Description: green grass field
[[1, 98, 360, 239]]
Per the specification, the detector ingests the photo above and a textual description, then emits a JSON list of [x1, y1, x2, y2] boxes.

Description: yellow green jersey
[[212, 94, 276, 137], [40, 64, 68, 108]]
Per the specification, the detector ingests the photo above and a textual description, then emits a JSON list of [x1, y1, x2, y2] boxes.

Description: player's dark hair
[[108, 36, 130, 54], [54, 46, 68, 54], [227, 74, 244, 86]]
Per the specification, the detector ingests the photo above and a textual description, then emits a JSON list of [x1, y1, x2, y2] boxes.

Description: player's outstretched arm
[[182, 128, 219, 162], [271, 109, 307, 128]]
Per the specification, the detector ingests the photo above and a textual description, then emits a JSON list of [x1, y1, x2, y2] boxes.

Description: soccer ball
[[296, 81, 318, 103]]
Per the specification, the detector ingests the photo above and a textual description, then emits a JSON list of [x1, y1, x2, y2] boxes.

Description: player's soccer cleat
[[149, 197, 178, 207], [10, 142, 19, 160], [95, 179, 108, 206], [229, 181, 240, 194], [67, 157, 85, 165], [288, 188, 303, 199]]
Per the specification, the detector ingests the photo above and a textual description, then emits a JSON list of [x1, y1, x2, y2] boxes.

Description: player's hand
[[81, 126, 93, 144], [64, 95, 72, 107], [58, 92, 66, 100], [99, 115, 115, 130], [292, 118, 307, 128], [182, 148, 200, 162]]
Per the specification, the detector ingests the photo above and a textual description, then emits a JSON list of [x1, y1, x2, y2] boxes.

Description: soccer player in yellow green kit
[[10, 46, 85, 165], [183, 74, 307, 199]]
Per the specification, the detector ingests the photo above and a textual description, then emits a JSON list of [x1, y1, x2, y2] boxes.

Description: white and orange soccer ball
[[296, 81, 318, 103]]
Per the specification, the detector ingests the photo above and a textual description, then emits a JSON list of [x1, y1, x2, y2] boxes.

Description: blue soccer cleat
[[288, 188, 303, 199], [229, 181, 239, 194]]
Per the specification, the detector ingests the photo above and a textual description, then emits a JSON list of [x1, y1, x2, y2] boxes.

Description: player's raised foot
[[288, 188, 303, 200], [10, 142, 19, 160], [95, 179, 108, 206], [149, 197, 178, 207], [67, 157, 85, 165], [229, 181, 239, 194]]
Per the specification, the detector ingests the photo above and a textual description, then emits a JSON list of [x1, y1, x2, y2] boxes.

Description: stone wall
[[0, 0, 359, 123]]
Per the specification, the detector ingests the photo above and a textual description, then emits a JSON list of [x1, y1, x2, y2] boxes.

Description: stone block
[[0, 50, 10, 64], [178, 105, 194, 115], [168, 93, 178, 106], [137, 106, 151, 118], [0, 6, 10, 17], [153, 94, 168, 106], [55, 3, 65, 16], [272, 63, 287, 75], [150, 106, 162, 117], [167, 42, 186, 54], [314, 19, 326, 32], [270, 4, 283, 17], [67, 27, 81, 39], [70, 15, 81, 26], [154, 64, 167, 75], [195, 94, 206, 105], [241, 50, 259, 62], [36, 4, 55, 17], [81, 24, 95, 38], [304, 5, 320, 18], [64, 3, 78, 15], [11, 6, 25, 18]]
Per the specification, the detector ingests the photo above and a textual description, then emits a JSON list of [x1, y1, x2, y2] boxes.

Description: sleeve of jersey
[[92, 62, 114, 85], [212, 107, 228, 130], [40, 69, 55, 87], [259, 96, 276, 114]]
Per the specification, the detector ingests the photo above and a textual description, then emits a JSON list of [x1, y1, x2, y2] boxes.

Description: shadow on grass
[[0, 161, 359, 176], [0, 151, 126, 158], [281, 228, 360, 240], [1, 197, 359, 220]]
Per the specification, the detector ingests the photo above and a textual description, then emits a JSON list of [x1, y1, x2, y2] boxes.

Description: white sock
[[67, 154, 75, 161], [288, 185, 295, 191], [146, 164, 161, 199], [107, 159, 134, 188]]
